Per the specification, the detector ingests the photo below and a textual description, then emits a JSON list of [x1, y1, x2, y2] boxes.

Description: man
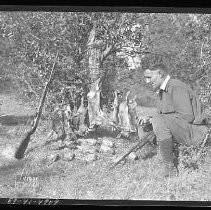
[[140, 64, 208, 178]]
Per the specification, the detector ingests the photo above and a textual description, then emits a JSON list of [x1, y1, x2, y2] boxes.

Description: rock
[[64, 141, 72, 147], [62, 150, 75, 161], [64, 141, 77, 149], [74, 151, 97, 162], [50, 140, 65, 150], [85, 139, 97, 146], [48, 153, 60, 163], [77, 145, 98, 154], [84, 154, 97, 162], [61, 147, 71, 155], [102, 139, 114, 148], [100, 144, 115, 155], [78, 138, 97, 146], [128, 152, 138, 161], [49, 131, 58, 140], [49, 142, 58, 150], [74, 150, 84, 160]]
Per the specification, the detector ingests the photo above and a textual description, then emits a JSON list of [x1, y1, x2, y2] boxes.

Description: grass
[[2, 126, 211, 201], [1, 127, 211, 201], [0, 118, 211, 201], [0, 94, 211, 202]]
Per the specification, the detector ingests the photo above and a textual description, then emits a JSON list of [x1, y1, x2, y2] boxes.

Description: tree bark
[[87, 78, 103, 128], [87, 25, 104, 128], [112, 90, 120, 124], [87, 25, 101, 81]]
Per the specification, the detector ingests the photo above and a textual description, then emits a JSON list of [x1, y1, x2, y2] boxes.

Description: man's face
[[144, 69, 164, 91]]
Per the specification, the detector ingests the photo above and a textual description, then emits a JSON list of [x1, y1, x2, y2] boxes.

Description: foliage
[[0, 12, 211, 113]]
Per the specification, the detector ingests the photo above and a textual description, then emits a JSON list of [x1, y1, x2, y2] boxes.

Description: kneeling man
[[141, 64, 208, 178]]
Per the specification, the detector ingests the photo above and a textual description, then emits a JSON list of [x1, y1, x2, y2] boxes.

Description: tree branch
[[200, 37, 208, 65], [87, 24, 96, 47], [100, 44, 113, 64]]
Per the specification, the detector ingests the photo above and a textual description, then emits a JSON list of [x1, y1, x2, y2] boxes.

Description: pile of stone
[[49, 139, 77, 151], [47, 138, 116, 164], [75, 138, 98, 162], [46, 137, 139, 165]]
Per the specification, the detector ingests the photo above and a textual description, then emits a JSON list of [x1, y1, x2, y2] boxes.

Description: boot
[[159, 138, 178, 178]]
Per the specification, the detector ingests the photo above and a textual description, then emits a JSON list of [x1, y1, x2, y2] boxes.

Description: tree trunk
[[87, 25, 102, 82], [86, 24, 117, 130], [87, 78, 103, 128], [112, 90, 120, 124], [87, 25, 104, 128]]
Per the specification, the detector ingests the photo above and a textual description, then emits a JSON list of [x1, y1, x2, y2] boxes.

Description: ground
[[0, 93, 211, 201]]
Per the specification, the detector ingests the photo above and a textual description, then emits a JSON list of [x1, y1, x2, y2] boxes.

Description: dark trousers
[[151, 113, 208, 146]]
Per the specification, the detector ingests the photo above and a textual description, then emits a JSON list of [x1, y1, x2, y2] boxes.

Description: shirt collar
[[160, 75, 171, 91]]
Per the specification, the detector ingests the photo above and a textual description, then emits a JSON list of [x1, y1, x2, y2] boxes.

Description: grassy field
[[0, 93, 211, 203]]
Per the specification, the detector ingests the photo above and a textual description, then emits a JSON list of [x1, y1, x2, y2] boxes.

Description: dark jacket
[[157, 79, 206, 125]]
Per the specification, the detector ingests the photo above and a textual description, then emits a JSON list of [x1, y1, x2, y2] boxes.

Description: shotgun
[[14, 52, 59, 160], [109, 130, 155, 170]]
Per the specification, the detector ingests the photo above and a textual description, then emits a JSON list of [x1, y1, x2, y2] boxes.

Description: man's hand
[[136, 116, 152, 126]]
